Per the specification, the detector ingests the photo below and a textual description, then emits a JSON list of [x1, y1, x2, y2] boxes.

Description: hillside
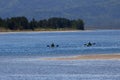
[[0, 0, 120, 29]]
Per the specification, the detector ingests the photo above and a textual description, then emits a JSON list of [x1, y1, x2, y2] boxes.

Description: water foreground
[[0, 30, 120, 80], [0, 56, 120, 80]]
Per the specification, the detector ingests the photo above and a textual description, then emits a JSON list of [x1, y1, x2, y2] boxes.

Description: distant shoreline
[[0, 29, 120, 34], [0, 29, 86, 34]]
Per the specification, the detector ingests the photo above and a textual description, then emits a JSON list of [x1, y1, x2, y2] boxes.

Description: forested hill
[[0, 17, 84, 31], [0, 0, 120, 29]]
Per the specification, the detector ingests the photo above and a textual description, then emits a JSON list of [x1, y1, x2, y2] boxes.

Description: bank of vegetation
[[0, 16, 84, 31]]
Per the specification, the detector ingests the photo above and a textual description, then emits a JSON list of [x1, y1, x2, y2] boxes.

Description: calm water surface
[[0, 30, 120, 56]]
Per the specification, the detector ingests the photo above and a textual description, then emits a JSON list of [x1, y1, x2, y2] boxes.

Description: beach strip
[[44, 54, 120, 60]]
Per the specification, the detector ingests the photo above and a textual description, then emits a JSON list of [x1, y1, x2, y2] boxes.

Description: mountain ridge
[[0, 0, 120, 29]]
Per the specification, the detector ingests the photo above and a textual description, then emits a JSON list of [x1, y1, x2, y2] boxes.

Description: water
[[0, 59, 120, 80], [0, 30, 120, 56], [0, 30, 120, 80]]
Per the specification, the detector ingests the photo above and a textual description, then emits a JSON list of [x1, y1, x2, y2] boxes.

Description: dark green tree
[[0, 17, 3, 27], [38, 19, 48, 28], [0, 16, 85, 31], [29, 18, 38, 30], [71, 19, 84, 30]]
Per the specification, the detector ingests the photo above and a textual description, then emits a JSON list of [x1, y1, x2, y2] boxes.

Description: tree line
[[0, 16, 84, 31]]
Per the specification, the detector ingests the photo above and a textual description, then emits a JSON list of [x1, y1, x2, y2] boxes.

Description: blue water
[[0, 30, 120, 56]]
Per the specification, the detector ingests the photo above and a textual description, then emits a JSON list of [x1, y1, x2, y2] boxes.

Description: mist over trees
[[0, 16, 84, 31]]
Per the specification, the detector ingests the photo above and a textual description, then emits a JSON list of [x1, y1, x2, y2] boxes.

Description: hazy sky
[[0, 0, 120, 29]]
